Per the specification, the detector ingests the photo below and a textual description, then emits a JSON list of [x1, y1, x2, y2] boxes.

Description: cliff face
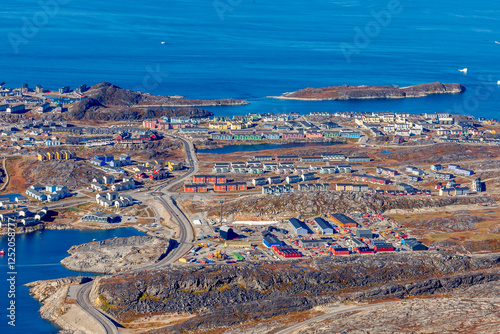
[[276, 82, 465, 100], [92, 253, 499, 332]]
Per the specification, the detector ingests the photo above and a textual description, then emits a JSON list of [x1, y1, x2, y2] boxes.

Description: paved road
[[74, 282, 118, 334], [275, 302, 392, 334], [73, 134, 198, 333]]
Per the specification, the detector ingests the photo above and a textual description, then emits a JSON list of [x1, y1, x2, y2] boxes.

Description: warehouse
[[406, 240, 428, 251], [356, 229, 373, 239], [331, 246, 349, 255], [299, 239, 332, 249], [373, 242, 395, 252], [288, 218, 309, 235], [263, 235, 282, 247], [330, 213, 358, 228], [82, 212, 121, 224], [272, 245, 301, 258], [314, 217, 335, 234], [219, 226, 238, 240]]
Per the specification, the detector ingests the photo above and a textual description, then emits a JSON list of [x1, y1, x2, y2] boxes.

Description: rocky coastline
[[270, 82, 465, 100], [60, 236, 172, 274]]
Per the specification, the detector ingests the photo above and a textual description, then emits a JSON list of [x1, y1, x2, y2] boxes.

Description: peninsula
[[270, 82, 465, 100]]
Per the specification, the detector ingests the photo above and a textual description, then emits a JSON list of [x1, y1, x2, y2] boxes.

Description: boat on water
[[495, 41, 500, 44], [459, 68, 468, 73], [0, 249, 5, 255], [497, 81, 500, 85]]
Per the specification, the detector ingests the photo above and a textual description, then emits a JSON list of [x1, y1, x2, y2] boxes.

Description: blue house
[[30, 184, 45, 191], [119, 154, 131, 162], [103, 154, 114, 162], [264, 133, 280, 139], [110, 160, 125, 167], [45, 185, 57, 192], [90, 158, 106, 166]]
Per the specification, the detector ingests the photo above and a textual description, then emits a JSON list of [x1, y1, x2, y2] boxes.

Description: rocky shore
[[66, 82, 247, 121], [271, 82, 465, 100], [26, 277, 105, 334], [61, 236, 172, 274]]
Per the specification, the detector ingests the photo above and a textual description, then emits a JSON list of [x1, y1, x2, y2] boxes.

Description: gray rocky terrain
[[88, 252, 500, 332], [218, 191, 495, 217], [294, 297, 500, 334], [61, 236, 172, 273]]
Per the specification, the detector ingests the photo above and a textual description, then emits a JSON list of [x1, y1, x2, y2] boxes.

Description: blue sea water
[[0, 228, 146, 333], [0, 0, 499, 118]]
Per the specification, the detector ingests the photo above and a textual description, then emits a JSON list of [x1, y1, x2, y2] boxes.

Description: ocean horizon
[[0, 0, 499, 119]]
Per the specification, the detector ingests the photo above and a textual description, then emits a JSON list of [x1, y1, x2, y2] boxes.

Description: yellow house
[[37, 153, 45, 161], [55, 152, 61, 159], [209, 122, 228, 130], [168, 161, 183, 171], [46, 152, 53, 160]]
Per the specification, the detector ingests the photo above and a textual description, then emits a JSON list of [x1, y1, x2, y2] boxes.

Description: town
[[0, 81, 499, 334]]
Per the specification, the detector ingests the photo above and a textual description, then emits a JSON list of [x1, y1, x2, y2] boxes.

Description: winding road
[[73, 133, 199, 334]]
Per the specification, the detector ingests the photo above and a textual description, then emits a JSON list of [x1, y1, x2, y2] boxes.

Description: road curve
[[75, 282, 119, 334], [74, 133, 198, 332]]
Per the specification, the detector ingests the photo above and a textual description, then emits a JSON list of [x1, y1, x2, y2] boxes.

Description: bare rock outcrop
[[61, 236, 172, 273], [274, 82, 465, 100]]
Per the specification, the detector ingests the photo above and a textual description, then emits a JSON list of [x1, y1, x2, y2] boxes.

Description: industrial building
[[288, 218, 309, 235], [299, 239, 332, 248], [263, 235, 282, 247], [219, 226, 238, 240], [271, 245, 301, 258], [330, 213, 358, 228], [313, 217, 335, 234], [356, 229, 373, 239], [82, 212, 121, 224]]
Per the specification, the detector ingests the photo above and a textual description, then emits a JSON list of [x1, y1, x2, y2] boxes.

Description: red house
[[135, 172, 146, 178], [193, 175, 207, 183], [214, 182, 247, 192], [214, 183, 227, 192], [184, 184, 208, 193]]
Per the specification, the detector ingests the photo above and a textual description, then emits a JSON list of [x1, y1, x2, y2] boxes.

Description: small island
[[270, 82, 465, 101]]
